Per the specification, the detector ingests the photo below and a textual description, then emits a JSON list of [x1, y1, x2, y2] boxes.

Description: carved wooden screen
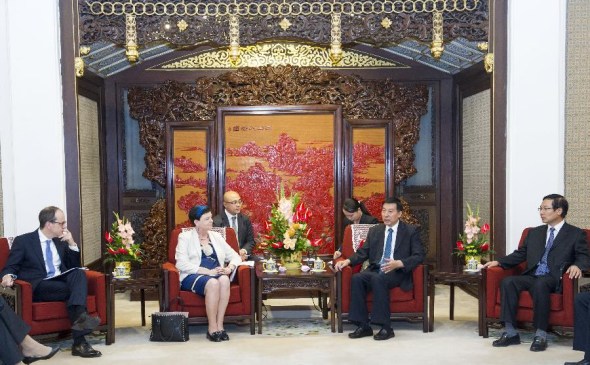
[[217, 105, 342, 254], [166, 121, 215, 229], [347, 123, 391, 219]]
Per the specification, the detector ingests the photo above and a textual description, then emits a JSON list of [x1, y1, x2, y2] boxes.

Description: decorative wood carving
[[128, 65, 428, 266], [79, 1, 488, 48], [139, 198, 168, 269], [128, 65, 428, 186]]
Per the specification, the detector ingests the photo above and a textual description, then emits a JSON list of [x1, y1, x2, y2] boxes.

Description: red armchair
[[482, 228, 590, 337], [162, 227, 255, 334], [0, 236, 107, 337], [336, 224, 429, 333]]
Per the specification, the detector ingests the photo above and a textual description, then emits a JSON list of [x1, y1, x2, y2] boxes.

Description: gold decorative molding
[[152, 43, 408, 70], [75, 57, 85, 77]]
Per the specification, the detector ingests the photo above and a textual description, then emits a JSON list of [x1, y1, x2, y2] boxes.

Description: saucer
[[463, 269, 480, 273], [311, 269, 326, 272], [113, 275, 131, 279], [262, 269, 278, 273]]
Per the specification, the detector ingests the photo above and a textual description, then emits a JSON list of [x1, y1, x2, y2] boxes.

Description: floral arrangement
[[259, 187, 323, 259], [455, 203, 492, 259], [104, 212, 142, 263]]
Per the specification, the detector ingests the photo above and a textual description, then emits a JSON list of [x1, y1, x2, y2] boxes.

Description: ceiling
[[78, 0, 488, 77]]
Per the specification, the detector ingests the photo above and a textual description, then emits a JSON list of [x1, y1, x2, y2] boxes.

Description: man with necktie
[[0, 206, 102, 358], [484, 194, 590, 352], [213, 191, 255, 261], [334, 197, 425, 340]]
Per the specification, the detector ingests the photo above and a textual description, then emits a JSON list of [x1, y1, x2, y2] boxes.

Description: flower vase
[[465, 255, 481, 271], [114, 261, 132, 277], [280, 251, 302, 271]]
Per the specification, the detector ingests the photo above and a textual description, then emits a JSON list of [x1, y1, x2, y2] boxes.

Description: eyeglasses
[[537, 207, 554, 212], [51, 220, 67, 226], [225, 200, 242, 205]]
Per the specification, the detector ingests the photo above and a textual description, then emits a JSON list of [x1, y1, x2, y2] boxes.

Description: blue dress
[[180, 245, 221, 297]]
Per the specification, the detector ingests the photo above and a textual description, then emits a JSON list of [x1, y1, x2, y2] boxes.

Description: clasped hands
[[208, 266, 233, 276]]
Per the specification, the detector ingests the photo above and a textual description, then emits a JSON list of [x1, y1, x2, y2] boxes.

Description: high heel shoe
[[22, 346, 60, 364], [220, 330, 229, 341], [206, 331, 221, 342]]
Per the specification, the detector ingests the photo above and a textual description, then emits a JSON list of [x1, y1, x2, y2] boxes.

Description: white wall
[[506, 0, 567, 252], [0, 0, 66, 236]]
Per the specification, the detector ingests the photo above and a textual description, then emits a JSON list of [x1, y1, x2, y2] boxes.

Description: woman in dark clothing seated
[[0, 295, 59, 365], [334, 198, 379, 259], [175, 205, 242, 342]]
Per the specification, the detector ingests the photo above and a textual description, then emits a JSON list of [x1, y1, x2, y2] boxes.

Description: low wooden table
[[106, 269, 163, 345], [428, 269, 484, 336], [255, 262, 336, 334]]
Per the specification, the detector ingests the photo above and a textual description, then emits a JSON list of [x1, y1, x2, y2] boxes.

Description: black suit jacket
[[499, 223, 590, 284], [213, 212, 255, 254], [348, 221, 425, 291], [0, 230, 81, 292]]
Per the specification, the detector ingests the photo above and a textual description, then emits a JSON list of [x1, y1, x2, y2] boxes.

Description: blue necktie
[[535, 227, 555, 276], [45, 239, 56, 278], [381, 228, 394, 265]]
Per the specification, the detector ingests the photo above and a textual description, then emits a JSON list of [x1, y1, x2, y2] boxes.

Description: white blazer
[[175, 229, 242, 283]]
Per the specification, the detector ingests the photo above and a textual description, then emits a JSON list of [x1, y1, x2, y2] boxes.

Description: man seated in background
[[213, 191, 255, 261]]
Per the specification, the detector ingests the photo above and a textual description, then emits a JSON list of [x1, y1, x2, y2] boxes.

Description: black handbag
[[150, 312, 189, 342]]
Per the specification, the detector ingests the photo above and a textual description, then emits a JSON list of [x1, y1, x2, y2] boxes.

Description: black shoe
[[530, 336, 547, 352], [71, 343, 101, 358], [373, 328, 395, 341], [206, 331, 222, 342], [492, 332, 521, 347], [72, 312, 100, 331], [564, 360, 590, 365], [220, 330, 229, 341], [22, 347, 60, 364], [348, 326, 373, 339]]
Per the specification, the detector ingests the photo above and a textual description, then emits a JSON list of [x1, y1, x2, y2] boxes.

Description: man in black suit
[[0, 206, 102, 358], [213, 191, 255, 261], [334, 197, 425, 340], [565, 292, 590, 365], [484, 194, 590, 352]]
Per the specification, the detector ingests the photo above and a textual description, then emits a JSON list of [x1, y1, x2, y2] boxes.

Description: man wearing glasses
[[213, 191, 255, 261], [0, 206, 102, 358], [484, 194, 590, 352]]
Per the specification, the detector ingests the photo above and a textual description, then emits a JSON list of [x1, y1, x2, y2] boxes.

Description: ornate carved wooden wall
[[128, 65, 428, 267]]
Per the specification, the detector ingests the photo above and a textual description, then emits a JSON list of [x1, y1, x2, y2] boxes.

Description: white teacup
[[313, 258, 326, 271], [263, 258, 277, 272], [300, 265, 310, 272]]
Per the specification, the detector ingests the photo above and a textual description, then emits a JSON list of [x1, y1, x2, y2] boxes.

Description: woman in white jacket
[[175, 205, 241, 342]]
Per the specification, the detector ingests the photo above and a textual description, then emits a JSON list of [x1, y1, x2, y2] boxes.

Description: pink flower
[[481, 223, 490, 234]]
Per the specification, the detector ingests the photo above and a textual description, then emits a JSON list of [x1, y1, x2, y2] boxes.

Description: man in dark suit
[[565, 292, 590, 365], [213, 191, 255, 261], [0, 206, 102, 358], [334, 197, 425, 340], [484, 194, 590, 352]]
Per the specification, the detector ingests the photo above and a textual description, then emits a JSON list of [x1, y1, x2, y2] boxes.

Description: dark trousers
[[573, 292, 590, 359], [500, 274, 558, 331], [33, 269, 89, 343], [349, 269, 404, 329], [0, 296, 30, 365]]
